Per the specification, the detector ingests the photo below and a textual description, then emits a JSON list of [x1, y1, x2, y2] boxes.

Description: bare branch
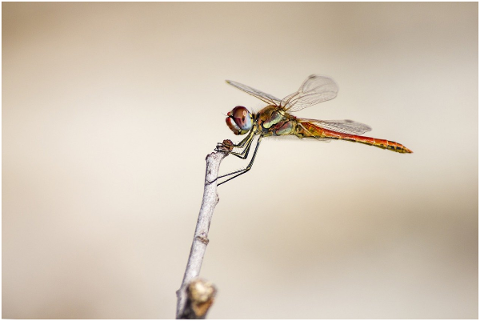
[[176, 146, 229, 319]]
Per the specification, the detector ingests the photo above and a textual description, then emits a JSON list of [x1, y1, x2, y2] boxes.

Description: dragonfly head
[[226, 106, 252, 135]]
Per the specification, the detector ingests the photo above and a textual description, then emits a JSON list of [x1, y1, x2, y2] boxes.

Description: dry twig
[[176, 146, 229, 318]]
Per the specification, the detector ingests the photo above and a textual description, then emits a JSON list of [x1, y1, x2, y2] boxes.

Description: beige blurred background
[[3, 2, 477, 319]]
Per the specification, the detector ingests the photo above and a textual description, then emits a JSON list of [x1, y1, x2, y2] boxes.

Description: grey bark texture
[[176, 148, 228, 319]]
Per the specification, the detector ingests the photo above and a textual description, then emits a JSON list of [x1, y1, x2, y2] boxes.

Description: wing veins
[[226, 80, 282, 106]]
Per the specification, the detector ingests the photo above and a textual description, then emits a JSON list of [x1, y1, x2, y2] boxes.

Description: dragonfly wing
[[300, 118, 372, 135], [281, 75, 339, 112], [226, 80, 282, 106]]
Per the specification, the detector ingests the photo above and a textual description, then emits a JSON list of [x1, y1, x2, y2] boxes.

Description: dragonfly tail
[[298, 121, 413, 154]]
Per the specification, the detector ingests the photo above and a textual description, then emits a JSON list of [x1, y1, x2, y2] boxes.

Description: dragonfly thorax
[[226, 106, 253, 135]]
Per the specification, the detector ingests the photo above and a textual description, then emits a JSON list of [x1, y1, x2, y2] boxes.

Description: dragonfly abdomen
[[335, 133, 412, 153], [297, 121, 412, 153]]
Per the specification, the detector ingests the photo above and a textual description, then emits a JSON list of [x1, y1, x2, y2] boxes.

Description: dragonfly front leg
[[228, 131, 257, 160], [217, 135, 263, 186], [217, 129, 255, 152], [210, 133, 256, 185]]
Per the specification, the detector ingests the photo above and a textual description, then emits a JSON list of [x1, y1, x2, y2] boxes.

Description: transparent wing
[[281, 75, 339, 112], [299, 118, 372, 135], [226, 80, 282, 106]]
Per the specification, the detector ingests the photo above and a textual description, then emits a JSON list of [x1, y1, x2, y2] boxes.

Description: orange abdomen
[[297, 121, 413, 154]]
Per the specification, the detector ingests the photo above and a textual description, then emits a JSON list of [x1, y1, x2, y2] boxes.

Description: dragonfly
[[215, 74, 412, 185]]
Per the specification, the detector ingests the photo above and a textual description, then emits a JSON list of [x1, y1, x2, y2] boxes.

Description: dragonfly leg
[[217, 136, 263, 186], [209, 135, 257, 185], [228, 132, 256, 160], [216, 129, 254, 153], [234, 130, 255, 148]]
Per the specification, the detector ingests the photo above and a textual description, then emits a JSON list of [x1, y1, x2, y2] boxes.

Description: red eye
[[231, 106, 251, 129], [232, 106, 247, 119], [225, 106, 252, 135]]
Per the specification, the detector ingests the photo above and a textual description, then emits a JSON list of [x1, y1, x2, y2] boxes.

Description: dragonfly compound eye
[[226, 106, 252, 135]]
